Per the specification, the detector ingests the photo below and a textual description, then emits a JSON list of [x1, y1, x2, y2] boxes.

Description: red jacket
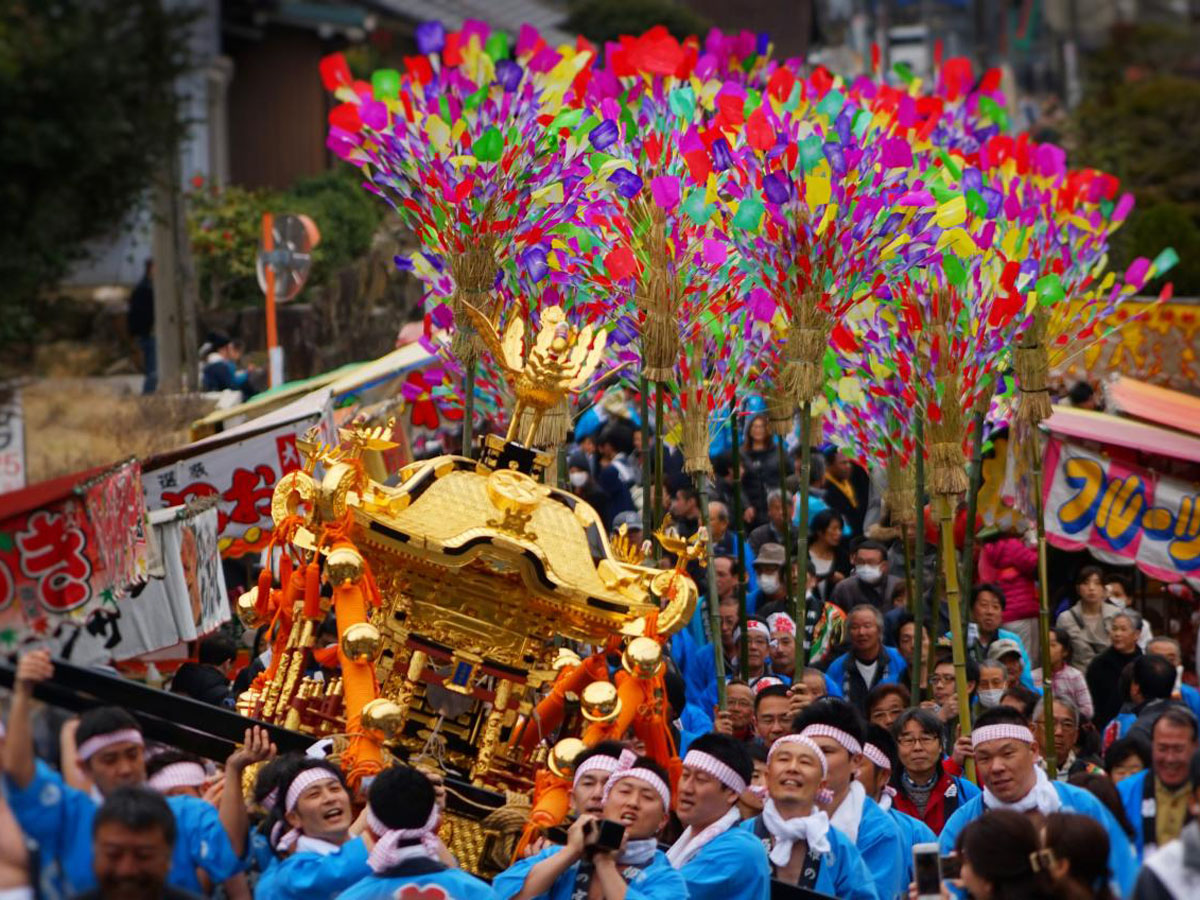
[[979, 537, 1039, 621], [892, 767, 970, 835]]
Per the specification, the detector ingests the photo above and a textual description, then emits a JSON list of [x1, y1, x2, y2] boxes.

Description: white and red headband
[[602, 749, 670, 812], [971, 724, 1035, 750], [366, 803, 440, 873], [147, 762, 208, 793], [77, 729, 144, 763], [752, 675, 785, 694], [682, 749, 747, 795], [746, 620, 771, 641], [862, 743, 892, 772], [767, 734, 828, 778], [767, 613, 796, 638], [573, 753, 621, 787], [800, 724, 863, 757]]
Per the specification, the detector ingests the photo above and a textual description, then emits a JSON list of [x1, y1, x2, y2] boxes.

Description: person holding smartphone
[[495, 750, 686, 899], [666, 734, 769, 899], [740, 733, 877, 898]]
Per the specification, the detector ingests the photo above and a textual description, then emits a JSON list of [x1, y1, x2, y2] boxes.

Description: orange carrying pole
[[262, 212, 279, 388], [332, 547, 383, 785], [517, 653, 608, 753], [512, 770, 572, 859]]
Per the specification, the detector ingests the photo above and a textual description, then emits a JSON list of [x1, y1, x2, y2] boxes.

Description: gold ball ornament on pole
[[546, 738, 588, 780], [621, 637, 664, 679], [236, 589, 263, 628], [340, 622, 383, 663], [360, 698, 405, 741], [579, 681, 621, 723], [325, 546, 364, 587]]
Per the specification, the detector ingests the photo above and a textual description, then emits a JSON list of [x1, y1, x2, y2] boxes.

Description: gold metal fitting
[[547, 737, 587, 779], [236, 590, 262, 628], [360, 698, 405, 741], [579, 681, 621, 723], [325, 546, 364, 587], [339, 622, 383, 663], [621, 636, 664, 679]]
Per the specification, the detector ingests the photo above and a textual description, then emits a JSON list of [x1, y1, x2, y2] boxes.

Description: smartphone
[[913, 842, 942, 899], [940, 853, 962, 879]]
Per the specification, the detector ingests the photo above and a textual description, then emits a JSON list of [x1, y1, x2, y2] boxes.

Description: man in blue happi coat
[[940, 706, 1140, 896], [740, 732, 878, 899], [665, 733, 769, 899], [494, 751, 686, 900], [1117, 705, 1199, 858], [3, 651, 243, 899], [793, 698, 908, 899], [339, 764, 497, 899]]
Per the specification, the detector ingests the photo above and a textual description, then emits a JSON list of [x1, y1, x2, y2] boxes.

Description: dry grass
[[22, 379, 215, 484]]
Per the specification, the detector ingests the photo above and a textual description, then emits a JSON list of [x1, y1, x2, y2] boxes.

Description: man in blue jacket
[[825, 605, 906, 711], [1117, 705, 1199, 858], [666, 733, 770, 899], [940, 706, 1139, 896]]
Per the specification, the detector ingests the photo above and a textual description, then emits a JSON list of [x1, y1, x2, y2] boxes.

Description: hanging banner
[[82, 460, 150, 597], [142, 392, 332, 558], [1043, 437, 1200, 585], [0, 391, 25, 495]]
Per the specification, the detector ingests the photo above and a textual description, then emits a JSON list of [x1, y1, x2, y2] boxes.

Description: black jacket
[[127, 275, 154, 337], [171, 662, 231, 706]]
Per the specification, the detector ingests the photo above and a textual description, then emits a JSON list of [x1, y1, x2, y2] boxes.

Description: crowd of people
[[2, 393, 1199, 898]]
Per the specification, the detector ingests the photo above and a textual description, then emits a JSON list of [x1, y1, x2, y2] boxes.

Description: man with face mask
[[568, 450, 609, 525], [939, 706, 1138, 894], [666, 734, 769, 899], [831, 541, 901, 612], [975, 659, 1008, 710], [3, 651, 245, 898], [747, 544, 787, 618]]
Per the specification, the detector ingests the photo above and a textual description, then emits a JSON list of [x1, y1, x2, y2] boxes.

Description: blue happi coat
[[887, 806, 937, 888], [939, 780, 1139, 896], [253, 836, 370, 899], [675, 823, 770, 900], [739, 814, 879, 900], [338, 857, 498, 899], [492, 845, 686, 900], [6, 760, 240, 900]]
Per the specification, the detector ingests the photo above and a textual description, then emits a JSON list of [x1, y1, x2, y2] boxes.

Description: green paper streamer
[[1153, 247, 1180, 274], [669, 86, 697, 119], [473, 126, 504, 162], [371, 69, 400, 99], [485, 32, 510, 61], [733, 195, 764, 231], [1036, 274, 1065, 306]]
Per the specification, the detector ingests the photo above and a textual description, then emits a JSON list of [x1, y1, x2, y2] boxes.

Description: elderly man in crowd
[[1118, 706, 1200, 858], [825, 606, 906, 711]]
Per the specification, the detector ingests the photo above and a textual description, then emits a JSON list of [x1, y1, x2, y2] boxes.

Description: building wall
[[226, 29, 329, 190]]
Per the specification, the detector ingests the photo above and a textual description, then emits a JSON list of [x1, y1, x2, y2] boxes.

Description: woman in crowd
[[254, 756, 371, 899], [1033, 626, 1095, 720], [1057, 566, 1124, 672], [740, 414, 783, 530], [952, 810, 1057, 899], [807, 509, 851, 599], [1104, 734, 1151, 784], [1087, 610, 1144, 730], [889, 708, 979, 834], [1042, 811, 1117, 900], [977, 526, 1040, 658]]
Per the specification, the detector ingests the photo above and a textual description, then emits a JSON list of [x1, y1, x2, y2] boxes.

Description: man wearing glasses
[[889, 708, 980, 834]]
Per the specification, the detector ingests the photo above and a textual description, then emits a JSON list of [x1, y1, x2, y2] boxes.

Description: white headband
[[78, 729, 144, 763], [683, 749, 747, 795], [971, 724, 1035, 749], [285, 767, 339, 813], [602, 749, 671, 812], [768, 734, 828, 777], [862, 743, 891, 771], [147, 762, 208, 793], [752, 675, 785, 694], [800, 724, 863, 757], [746, 620, 770, 640], [366, 803, 440, 873], [573, 753, 621, 787], [767, 612, 796, 637]]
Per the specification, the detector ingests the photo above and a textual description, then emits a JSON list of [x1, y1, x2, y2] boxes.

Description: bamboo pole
[[936, 493, 975, 782], [795, 401, 812, 671], [654, 385, 665, 554], [730, 414, 749, 675], [1029, 431, 1058, 778], [698, 474, 727, 710], [961, 404, 987, 593], [776, 433, 795, 620], [463, 364, 475, 458], [640, 375, 652, 541], [910, 416, 927, 703]]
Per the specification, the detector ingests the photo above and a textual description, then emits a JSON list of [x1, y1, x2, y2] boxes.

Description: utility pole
[[150, 153, 200, 394]]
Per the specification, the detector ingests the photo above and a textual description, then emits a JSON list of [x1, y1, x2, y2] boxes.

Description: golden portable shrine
[[235, 307, 702, 873]]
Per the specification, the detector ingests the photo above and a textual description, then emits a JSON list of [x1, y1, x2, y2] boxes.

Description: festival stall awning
[[1107, 376, 1200, 439], [1042, 406, 1200, 465], [1042, 436, 1200, 588]]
